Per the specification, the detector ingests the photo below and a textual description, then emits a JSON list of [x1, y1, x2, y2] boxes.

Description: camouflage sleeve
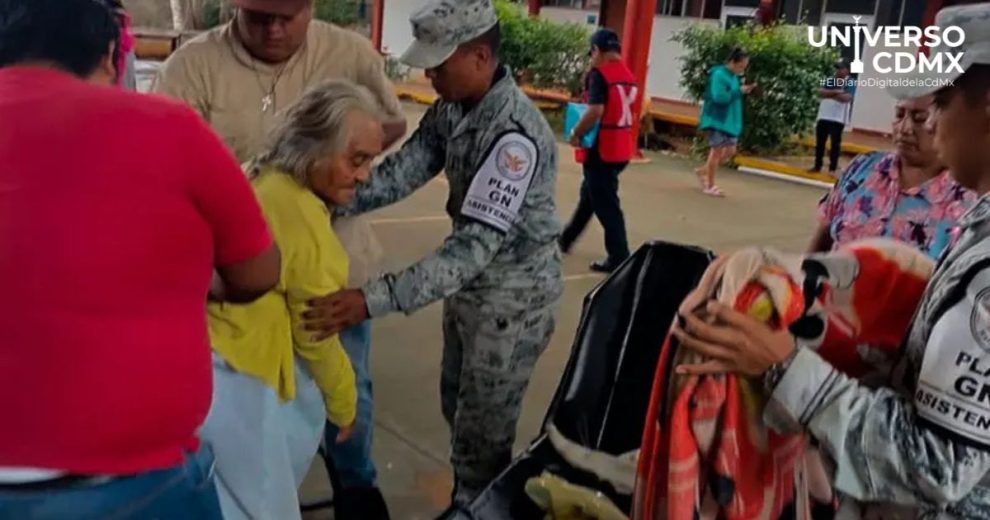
[[337, 103, 446, 217], [765, 282, 990, 509], [359, 131, 542, 317], [361, 220, 505, 317]]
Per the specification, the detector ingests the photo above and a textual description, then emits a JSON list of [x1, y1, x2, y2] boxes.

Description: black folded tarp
[[445, 241, 714, 519]]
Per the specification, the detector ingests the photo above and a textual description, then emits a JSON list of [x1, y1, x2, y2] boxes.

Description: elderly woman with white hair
[[201, 80, 385, 520]]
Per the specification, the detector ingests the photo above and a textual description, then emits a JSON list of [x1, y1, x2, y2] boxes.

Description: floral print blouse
[[819, 151, 976, 260]]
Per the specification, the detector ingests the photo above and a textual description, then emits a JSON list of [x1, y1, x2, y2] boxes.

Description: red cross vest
[[592, 60, 639, 163]]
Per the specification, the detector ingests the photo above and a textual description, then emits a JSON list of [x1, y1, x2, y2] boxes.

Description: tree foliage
[[495, 0, 589, 95], [200, 0, 366, 29], [674, 23, 838, 154], [313, 0, 364, 28]]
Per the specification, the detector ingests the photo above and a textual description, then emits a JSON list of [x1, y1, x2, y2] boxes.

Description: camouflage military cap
[[400, 0, 499, 69], [887, 3, 990, 100]]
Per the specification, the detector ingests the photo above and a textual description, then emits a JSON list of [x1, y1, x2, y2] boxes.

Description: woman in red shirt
[[0, 0, 279, 518]]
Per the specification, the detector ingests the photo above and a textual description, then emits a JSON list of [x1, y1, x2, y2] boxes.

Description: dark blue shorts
[[708, 130, 739, 148]]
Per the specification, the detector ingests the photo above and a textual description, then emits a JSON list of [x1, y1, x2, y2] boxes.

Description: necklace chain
[[230, 24, 305, 113], [250, 57, 289, 113]]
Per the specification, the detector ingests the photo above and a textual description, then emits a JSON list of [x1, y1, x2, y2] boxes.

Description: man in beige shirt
[[152, 1, 404, 518]]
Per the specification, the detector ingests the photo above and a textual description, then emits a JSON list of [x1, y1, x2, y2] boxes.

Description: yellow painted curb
[[395, 85, 565, 111], [649, 111, 699, 126], [394, 85, 438, 105], [798, 136, 875, 156], [735, 156, 836, 184]]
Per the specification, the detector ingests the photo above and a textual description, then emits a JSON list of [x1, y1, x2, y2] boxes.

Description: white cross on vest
[[615, 84, 639, 127]]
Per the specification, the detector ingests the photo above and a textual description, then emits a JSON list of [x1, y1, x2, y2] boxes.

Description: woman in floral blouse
[[809, 93, 976, 259]]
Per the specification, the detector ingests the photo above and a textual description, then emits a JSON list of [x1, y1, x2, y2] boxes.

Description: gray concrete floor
[[299, 103, 827, 519]]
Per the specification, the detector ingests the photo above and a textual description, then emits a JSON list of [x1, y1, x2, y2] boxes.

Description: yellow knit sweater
[[207, 167, 356, 427]]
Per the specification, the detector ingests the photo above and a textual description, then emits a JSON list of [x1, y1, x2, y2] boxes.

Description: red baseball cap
[[230, 0, 311, 17]]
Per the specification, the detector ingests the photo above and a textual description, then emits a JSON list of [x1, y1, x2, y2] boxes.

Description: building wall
[[846, 40, 912, 134], [542, 8, 717, 101], [647, 16, 720, 100], [542, 6, 600, 24], [381, 0, 432, 56], [122, 0, 174, 28]]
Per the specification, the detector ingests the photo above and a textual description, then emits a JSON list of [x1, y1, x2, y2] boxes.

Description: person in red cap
[[153, 1, 405, 518]]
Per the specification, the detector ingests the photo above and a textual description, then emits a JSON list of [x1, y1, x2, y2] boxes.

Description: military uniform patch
[[461, 132, 537, 233], [971, 287, 990, 352], [916, 272, 990, 448]]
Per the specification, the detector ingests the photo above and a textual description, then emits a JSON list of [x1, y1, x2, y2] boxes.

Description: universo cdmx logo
[[808, 17, 966, 75]]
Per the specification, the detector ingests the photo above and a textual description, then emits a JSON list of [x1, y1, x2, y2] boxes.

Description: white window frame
[[657, 0, 722, 19], [721, 5, 757, 28], [822, 12, 875, 27]]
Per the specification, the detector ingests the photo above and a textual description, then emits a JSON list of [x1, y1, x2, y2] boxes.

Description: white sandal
[[703, 185, 725, 197]]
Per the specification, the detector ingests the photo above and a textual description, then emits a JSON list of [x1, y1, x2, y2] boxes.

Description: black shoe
[[334, 486, 390, 520], [558, 237, 573, 255], [590, 260, 621, 273], [807, 167, 822, 173]]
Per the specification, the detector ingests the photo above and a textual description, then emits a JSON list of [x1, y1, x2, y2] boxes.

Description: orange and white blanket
[[633, 238, 935, 520]]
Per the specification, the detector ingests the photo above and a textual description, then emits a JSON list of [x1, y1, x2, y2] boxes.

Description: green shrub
[[495, 0, 589, 96], [314, 0, 363, 27], [674, 23, 838, 155], [384, 54, 410, 83], [201, 0, 222, 29], [200, 0, 366, 29]]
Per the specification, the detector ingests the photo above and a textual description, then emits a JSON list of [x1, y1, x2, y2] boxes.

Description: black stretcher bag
[[444, 241, 713, 519]]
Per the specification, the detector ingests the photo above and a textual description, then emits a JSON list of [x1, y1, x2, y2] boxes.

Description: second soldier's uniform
[[761, 8, 990, 517], [342, 0, 563, 505]]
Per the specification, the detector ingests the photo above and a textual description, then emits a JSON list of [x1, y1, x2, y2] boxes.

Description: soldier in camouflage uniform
[[304, 0, 563, 507], [675, 5, 990, 518]]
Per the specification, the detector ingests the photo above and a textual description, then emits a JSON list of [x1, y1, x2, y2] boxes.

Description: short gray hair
[[255, 80, 383, 184]]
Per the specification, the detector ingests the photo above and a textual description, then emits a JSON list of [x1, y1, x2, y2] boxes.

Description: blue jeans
[[0, 446, 221, 520], [323, 321, 377, 488]]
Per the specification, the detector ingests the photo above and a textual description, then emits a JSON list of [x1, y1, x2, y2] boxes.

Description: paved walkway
[[299, 102, 826, 519]]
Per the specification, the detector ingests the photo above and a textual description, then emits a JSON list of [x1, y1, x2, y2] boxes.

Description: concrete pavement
[[300, 103, 826, 519]]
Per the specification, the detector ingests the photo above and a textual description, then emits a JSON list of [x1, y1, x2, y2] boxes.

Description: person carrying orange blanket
[[634, 238, 935, 520]]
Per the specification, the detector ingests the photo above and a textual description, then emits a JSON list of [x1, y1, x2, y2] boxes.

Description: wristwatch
[[763, 345, 799, 393]]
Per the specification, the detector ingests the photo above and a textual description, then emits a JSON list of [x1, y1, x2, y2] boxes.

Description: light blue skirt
[[200, 354, 325, 520]]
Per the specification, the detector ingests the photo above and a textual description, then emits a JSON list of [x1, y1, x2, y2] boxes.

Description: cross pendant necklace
[[252, 61, 289, 114]]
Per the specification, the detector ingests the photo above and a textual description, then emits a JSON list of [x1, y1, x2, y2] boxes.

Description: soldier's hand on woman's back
[[303, 289, 370, 341]]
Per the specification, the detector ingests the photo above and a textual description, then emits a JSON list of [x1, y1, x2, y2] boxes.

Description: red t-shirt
[[0, 67, 273, 475]]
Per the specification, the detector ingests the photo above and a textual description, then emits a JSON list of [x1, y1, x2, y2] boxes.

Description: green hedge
[[314, 0, 363, 27], [495, 0, 590, 96], [201, 0, 365, 28], [674, 23, 838, 155]]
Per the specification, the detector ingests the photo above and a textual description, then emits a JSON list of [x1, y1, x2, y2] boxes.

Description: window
[[541, 0, 586, 8], [657, 0, 684, 16], [824, 0, 877, 16], [900, 0, 924, 26], [799, 0, 825, 25], [726, 14, 754, 27], [878, 0, 905, 26], [724, 0, 761, 7], [656, 0, 721, 19]]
